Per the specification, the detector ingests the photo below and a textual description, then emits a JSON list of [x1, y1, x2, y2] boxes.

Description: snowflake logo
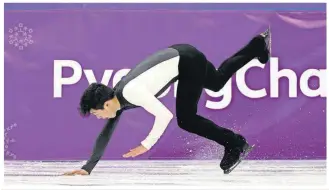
[[8, 23, 34, 50], [4, 123, 18, 159]]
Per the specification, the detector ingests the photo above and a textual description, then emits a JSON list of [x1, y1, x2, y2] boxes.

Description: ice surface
[[3, 160, 326, 187]]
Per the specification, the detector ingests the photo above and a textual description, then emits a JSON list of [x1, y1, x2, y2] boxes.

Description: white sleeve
[[123, 85, 173, 150]]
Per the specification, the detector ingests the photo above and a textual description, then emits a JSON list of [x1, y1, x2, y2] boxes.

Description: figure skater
[[63, 28, 271, 176]]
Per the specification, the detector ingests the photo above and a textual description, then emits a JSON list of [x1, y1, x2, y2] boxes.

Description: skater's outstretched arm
[[76, 111, 122, 174], [122, 85, 173, 158], [139, 91, 173, 150]]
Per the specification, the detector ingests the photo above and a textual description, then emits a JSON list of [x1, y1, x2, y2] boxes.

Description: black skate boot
[[257, 27, 272, 64], [220, 135, 254, 174]]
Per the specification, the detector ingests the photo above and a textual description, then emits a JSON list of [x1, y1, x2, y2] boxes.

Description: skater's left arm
[[122, 86, 173, 157]]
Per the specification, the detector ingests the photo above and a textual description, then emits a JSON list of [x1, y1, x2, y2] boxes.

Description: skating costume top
[[82, 47, 182, 174]]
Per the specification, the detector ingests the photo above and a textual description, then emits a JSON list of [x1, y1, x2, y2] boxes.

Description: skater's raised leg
[[204, 29, 271, 92], [203, 28, 271, 173]]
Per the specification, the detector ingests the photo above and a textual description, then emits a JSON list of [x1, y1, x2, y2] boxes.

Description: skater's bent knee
[[205, 82, 225, 92], [207, 85, 222, 92]]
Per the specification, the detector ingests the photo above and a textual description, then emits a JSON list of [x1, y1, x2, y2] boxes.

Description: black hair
[[79, 83, 115, 116]]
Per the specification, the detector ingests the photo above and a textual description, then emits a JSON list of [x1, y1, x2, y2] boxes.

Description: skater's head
[[79, 83, 120, 119]]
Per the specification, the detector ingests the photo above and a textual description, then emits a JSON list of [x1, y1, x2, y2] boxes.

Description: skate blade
[[224, 144, 255, 174], [267, 26, 272, 56]]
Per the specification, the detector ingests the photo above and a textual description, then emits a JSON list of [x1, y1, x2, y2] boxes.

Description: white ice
[[3, 160, 326, 187]]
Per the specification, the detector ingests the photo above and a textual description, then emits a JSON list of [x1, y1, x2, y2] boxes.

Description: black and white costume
[[82, 33, 270, 174]]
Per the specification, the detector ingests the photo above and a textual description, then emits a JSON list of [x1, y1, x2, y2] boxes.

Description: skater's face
[[90, 100, 118, 119]]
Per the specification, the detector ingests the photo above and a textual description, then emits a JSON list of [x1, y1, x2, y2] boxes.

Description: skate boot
[[220, 135, 254, 174], [257, 27, 272, 64]]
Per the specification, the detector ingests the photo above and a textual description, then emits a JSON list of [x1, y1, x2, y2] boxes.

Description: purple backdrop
[[4, 10, 326, 160]]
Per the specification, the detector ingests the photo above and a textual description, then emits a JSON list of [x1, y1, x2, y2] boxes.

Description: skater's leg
[[201, 31, 272, 172], [176, 80, 245, 148], [204, 31, 270, 92], [176, 57, 245, 149], [174, 42, 257, 173]]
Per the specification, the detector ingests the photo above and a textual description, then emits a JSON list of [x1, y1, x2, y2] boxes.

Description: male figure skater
[[64, 28, 271, 176]]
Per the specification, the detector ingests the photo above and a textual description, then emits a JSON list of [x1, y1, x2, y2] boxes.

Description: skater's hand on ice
[[123, 145, 148, 158], [63, 169, 89, 176]]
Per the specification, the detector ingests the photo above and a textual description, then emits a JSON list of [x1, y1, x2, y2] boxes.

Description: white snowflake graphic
[[4, 123, 18, 159], [8, 23, 34, 50]]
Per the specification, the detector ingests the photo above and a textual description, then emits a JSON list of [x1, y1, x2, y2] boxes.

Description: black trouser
[[172, 36, 264, 149]]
